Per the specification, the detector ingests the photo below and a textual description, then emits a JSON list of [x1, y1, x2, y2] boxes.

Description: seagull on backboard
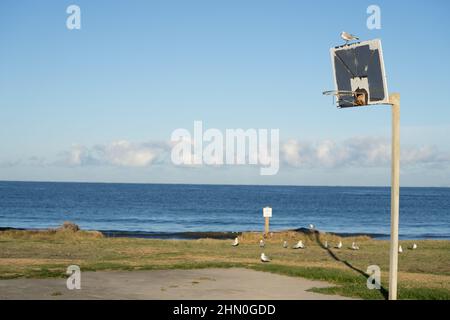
[[340, 31, 359, 45]]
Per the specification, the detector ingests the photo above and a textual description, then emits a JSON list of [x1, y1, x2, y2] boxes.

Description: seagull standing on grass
[[232, 237, 239, 247], [259, 239, 265, 248], [351, 242, 360, 250], [336, 241, 343, 249], [411, 243, 418, 250], [283, 241, 288, 248], [293, 240, 305, 249], [398, 245, 403, 253], [261, 253, 270, 263], [324, 241, 329, 248], [340, 31, 359, 45]]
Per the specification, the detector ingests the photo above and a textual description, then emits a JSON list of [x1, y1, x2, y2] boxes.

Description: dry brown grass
[[0, 258, 77, 266], [239, 230, 371, 245], [0, 229, 104, 240]]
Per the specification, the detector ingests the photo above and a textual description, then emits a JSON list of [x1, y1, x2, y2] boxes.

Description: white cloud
[[64, 145, 89, 166], [281, 137, 450, 169], [3, 136, 450, 173], [0, 159, 22, 168], [0, 156, 48, 168], [60, 140, 169, 168]]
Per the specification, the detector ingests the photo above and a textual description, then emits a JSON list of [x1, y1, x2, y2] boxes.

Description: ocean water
[[0, 181, 449, 239]]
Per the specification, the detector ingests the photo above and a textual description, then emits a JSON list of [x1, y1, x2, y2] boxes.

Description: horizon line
[[0, 179, 448, 189]]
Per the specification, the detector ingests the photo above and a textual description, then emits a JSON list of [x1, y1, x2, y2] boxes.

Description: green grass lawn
[[0, 229, 449, 300]]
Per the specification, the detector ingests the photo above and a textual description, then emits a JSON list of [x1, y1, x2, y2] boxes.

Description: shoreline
[[2, 226, 448, 240], [2, 182, 449, 242]]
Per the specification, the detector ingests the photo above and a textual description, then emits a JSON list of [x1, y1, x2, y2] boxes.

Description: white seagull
[[309, 224, 315, 230], [283, 240, 288, 248], [324, 241, 329, 248], [260, 253, 270, 263], [293, 240, 305, 249], [340, 31, 359, 45], [259, 239, 265, 248], [411, 243, 418, 250], [336, 241, 343, 249], [231, 237, 239, 247], [399, 245, 403, 253], [350, 242, 360, 250]]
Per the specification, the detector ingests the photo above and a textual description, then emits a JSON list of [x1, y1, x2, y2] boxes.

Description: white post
[[263, 207, 272, 236], [264, 217, 270, 235], [388, 93, 400, 300]]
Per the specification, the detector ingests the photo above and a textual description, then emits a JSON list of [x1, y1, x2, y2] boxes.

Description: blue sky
[[1, 0, 450, 186]]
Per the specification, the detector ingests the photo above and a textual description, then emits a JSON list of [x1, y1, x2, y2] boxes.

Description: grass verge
[[1, 229, 449, 300]]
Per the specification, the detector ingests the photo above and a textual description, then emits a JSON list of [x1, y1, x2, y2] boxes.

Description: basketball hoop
[[323, 38, 400, 300], [322, 90, 367, 108], [324, 39, 389, 108]]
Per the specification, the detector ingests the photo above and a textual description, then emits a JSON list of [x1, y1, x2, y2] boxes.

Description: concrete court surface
[[0, 268, 353, 300]]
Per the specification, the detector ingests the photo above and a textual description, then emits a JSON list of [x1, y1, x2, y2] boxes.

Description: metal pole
[[388, 93, 400, 300]]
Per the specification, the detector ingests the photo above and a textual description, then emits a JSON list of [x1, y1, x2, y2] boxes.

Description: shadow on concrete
[[312, 230, 389, 300]]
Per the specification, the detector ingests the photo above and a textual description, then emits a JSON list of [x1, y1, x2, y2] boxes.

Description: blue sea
[[0, 181, 449, 239]]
